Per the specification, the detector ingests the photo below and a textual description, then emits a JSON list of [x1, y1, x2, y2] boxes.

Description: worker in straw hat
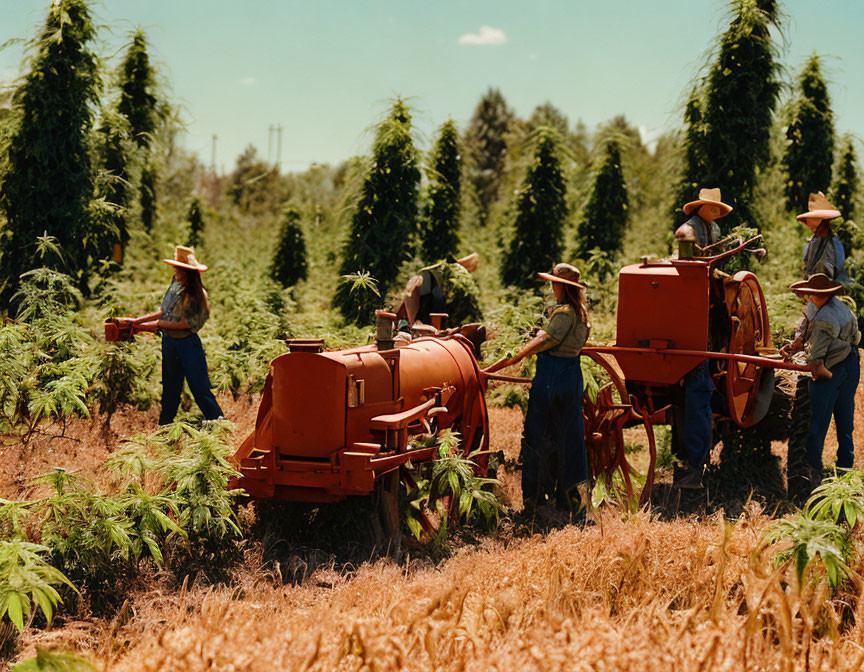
[[787, 193, 849, 356], [671, 188, 733, 491], [784, 273, 860, 485], [799, 192, 846, 281], [121, 246, 224, 425], [485, 263, 591, 512], [674, 187, 733, 258]]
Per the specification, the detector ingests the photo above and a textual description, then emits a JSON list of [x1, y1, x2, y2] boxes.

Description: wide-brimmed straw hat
[[790, 273, 842, 298], [163, 245, 208, 272], [683, 187, 734, 217], [537, 263, 585, 289], [796, 192, 840, 223]]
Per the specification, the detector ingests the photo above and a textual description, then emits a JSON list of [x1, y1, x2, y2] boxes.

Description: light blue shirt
[[802, 236, 845, 280]]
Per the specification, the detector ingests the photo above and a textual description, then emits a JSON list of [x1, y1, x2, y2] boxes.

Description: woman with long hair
[[487, 263, 590, 511], [132, 246, 224, 424]]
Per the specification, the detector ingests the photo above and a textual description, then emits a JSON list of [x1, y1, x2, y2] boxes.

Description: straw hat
[[790, 273, 842, 298], [537, 263, 585, 289], [683, 187, 734, 217], [796, 192, 840, 223], [163, 245, 208, 272]]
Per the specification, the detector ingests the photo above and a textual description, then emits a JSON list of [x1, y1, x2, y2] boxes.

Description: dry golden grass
[[7, 388, 864, 671], [15, 511, 864, 672]]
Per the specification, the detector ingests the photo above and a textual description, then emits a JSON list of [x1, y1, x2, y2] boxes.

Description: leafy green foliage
[[501, 128, 568, 289], [334, 99, 420, 323], [422, 120, 463, 262], [782, 54, 835, 213], [805, 470, 864, 528], [269, 201, 309, 288], [429, 261, 483, 325], [465, 88, 514, 224], [577, 138, 629, 256], [11, 648, 96, 672], [185, 197, 206, 248], [677, 0, 782, 231], [404, 431, 505, 539], [831, 136, 859, 224], [0, 540, 75, 632], [762, 513, 850, 589], [0, 0, 103, 306]]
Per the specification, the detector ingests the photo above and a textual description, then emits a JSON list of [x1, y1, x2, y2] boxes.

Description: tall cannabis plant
[[465, 88, 514, 225], [334, 99, 420, 323], [501, 128, 568, 289], [270, 201, 308, 288], [185, 197, 205, 248], [576, 137, 629, 256], [783, 54, 835, 213], [0, 0, 102, 307], [832, 136, 859, 223], [676, 0, 782, 231], [422, 119, 462, 262]]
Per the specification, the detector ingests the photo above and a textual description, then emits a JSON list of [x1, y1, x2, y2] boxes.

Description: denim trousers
[[807, 349, 859, 470], [521, 352, 587, 504], [683, 360, 714, 471], [159, 333, 224, 425]]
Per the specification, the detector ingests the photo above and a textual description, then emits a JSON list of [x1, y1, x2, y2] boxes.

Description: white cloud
[[458, 25, 507, 46], [239, 77, 256, 86]]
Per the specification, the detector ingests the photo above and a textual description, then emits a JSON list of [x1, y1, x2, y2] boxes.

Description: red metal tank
[[230, 335, 488, 502], [614, 259, 710, 384]]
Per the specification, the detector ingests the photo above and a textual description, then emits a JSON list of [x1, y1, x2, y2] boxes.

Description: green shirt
[[806, 297, 860, 368], [543, 304, 589, 358]]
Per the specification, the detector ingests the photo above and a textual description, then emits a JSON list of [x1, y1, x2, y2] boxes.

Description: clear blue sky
[[1, 0, 862, 172]]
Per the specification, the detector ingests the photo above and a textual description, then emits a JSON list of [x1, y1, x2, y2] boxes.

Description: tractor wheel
[[784, 370, 812, 505], [707, 367, 811, 508]]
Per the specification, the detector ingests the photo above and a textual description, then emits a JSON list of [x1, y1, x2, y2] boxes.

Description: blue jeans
[[159, 333, 224, 425], [683, 360, 714, 471], [521, 352, 587, 503], [807, 349, 859, 470]]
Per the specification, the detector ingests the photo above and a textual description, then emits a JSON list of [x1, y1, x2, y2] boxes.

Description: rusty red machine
[[229, 315, 490, 505], [579, 236, 808, 503]]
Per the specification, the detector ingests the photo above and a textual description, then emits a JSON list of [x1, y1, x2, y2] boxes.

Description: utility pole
[[275, 123, 283, 172], [210, 134, 217, 174], [267, 124, 274, 165]]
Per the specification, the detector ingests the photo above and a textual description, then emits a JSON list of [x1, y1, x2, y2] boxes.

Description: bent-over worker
[[491, 263, 590, 510], [397, 253, 483, 327], [786, 273, 860, 485]]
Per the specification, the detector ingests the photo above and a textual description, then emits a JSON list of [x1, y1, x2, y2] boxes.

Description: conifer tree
[[501, 128, 568, 289], [422, 119, 462, 262], [334, 99, 420, 322], [783, 54, 835, 213], [832, 136, 859, 222], [677, 0, 781, 231], [465, 88, 514, 224], [576, 138, 629, 256], [0, 0, 102, 307], [186, 197, 205, 249], [270, 201, 308, 288], [118, 29, 160, 236]]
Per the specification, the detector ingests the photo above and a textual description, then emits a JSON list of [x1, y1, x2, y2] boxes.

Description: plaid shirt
[[160, 280, 209, 336]]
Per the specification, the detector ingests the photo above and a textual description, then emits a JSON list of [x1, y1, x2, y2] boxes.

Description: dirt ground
[[4, 381, 864, 671]]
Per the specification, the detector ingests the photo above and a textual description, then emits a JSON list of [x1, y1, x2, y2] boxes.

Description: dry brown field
[[4, 381, 864, 671]]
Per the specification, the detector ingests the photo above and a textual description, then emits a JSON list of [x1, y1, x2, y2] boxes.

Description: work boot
[[673, 464, 704, 490]]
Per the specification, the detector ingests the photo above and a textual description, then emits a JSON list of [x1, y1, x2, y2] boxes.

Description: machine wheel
[[582, 352, 662, 508], [373, 469, 402, 559]]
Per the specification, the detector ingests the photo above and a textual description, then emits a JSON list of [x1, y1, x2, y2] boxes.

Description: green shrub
[[0, 540, 75, 632]]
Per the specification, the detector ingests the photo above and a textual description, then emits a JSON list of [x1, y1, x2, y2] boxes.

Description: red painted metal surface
[[230, 335, 489, 502], [614, 259, 710, 384]]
